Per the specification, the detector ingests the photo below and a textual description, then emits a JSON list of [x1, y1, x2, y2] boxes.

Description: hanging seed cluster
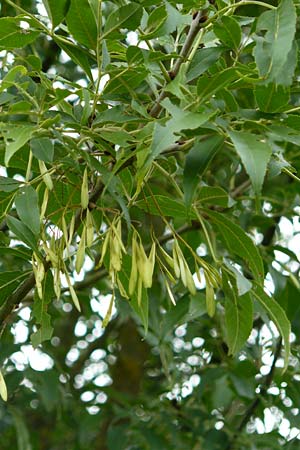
[[32, 169, 221, 321]]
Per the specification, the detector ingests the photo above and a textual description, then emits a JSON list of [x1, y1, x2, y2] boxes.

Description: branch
[[149, 10, 208, 118]]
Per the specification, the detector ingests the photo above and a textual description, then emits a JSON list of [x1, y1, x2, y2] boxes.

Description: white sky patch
[[59, 50, 72, 63], [279, 217, 294, 239], [94, 373, 112, 387], [0, 166, 7, 176], [193, 267, 205, 289], [274, 249, 290, 264], [20, 20, 30, 30], [81, 390, 94, 402], [90, 293, 116, 321], [75, 321, 87, 337], [18, 307, 31, 321], [36, 0, 47, 16], [13, 345, 54, 371], [77, 78, 88, 88], [138, 41, 148, 50], [264, 272, 275, 295], [12, 321, 29, 344], [126, 31, 138, 46], [288, 233, 300, 256]]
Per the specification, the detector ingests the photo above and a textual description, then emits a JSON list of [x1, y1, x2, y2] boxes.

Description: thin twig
[[149, 10, 207, 118]]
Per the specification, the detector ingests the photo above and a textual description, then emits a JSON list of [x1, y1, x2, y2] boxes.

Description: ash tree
[[0, 0, 300, 449]]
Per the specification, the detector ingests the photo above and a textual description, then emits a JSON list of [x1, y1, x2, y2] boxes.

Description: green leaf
[[228, 130, 272, 195], [213, 16, 241, 50], [30, 137, 54, 163], [205, 209, 264, 282], [103, 3, 143, 39], [66, 0, 97, 48], [223, 271, 253, 356], [135, 195, 196, 219], [277, 279, 300, 321], [1, 124, 35, 166], [31, 272, 55, 346], [162, 98, 213, 131], [0, 247, 32, 261], [197, 68, 237, 101], [93, 106, 139, 124], [143, 5, 167, 39], [0, 271, 30, 306], [197, 186, 234, 208], [162, 293, 206, 336], [15, 186, 40, 236], [142, 2, 189, 39], [224, 261, 252, 296], [187, 47, 223, 82], [9, 406, 32, 450], [253, 0, 297, 85], [6, 216, 39, 253], [0, 176, 21, 192], [118, 255, 148, 333], [251, 283, 291, 371], [53, 38, 94, 81], [0, 17, 40, 50], [0, 65, 27, 92], [143, 123, 176, 168], [43, 0, 70, 28], [255, 83, 290, 112], [183, 136, 224, 208], [31, 313, 53, 347]]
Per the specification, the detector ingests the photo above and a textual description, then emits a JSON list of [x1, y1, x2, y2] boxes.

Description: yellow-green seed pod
[[160, 246, 174, 269], [205, 277, 215, 317], [102, 294, 114, 328], [39, 160, 53, 191], [36, 280, 43, 300], [162, 263, 177, 284], [129, 232, 138, 296], [149, 241, 156, 272], [42, 242, 59, 267], [195, 262, 202, 284], [110, 237, 122, 273], [75, 230, 86, 274], [53, 268, 61, 300], [81, 167, 89, 210], [35, 259, 45, 299], [143, 241, 156, 288], [165, 279, 176, 306], [36, 260, 45, 283], [65, 271, 81, 311], [0, 370, 7, 402], [172, 241, 181, 278], [179, 255, 187, 287], [97, 230, 110, 269], [184, 260, 196, 295], [61, 216, 69, 248], [85, 209, 94, 248], [137, 276, 143, 307], [69, 284, 81, 312], [117, 275, 129, 299], [112, 218, 126, 254], [40, 188, 49, 220], [137, 242, 149, 287], [68, 214, 75, 246]]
